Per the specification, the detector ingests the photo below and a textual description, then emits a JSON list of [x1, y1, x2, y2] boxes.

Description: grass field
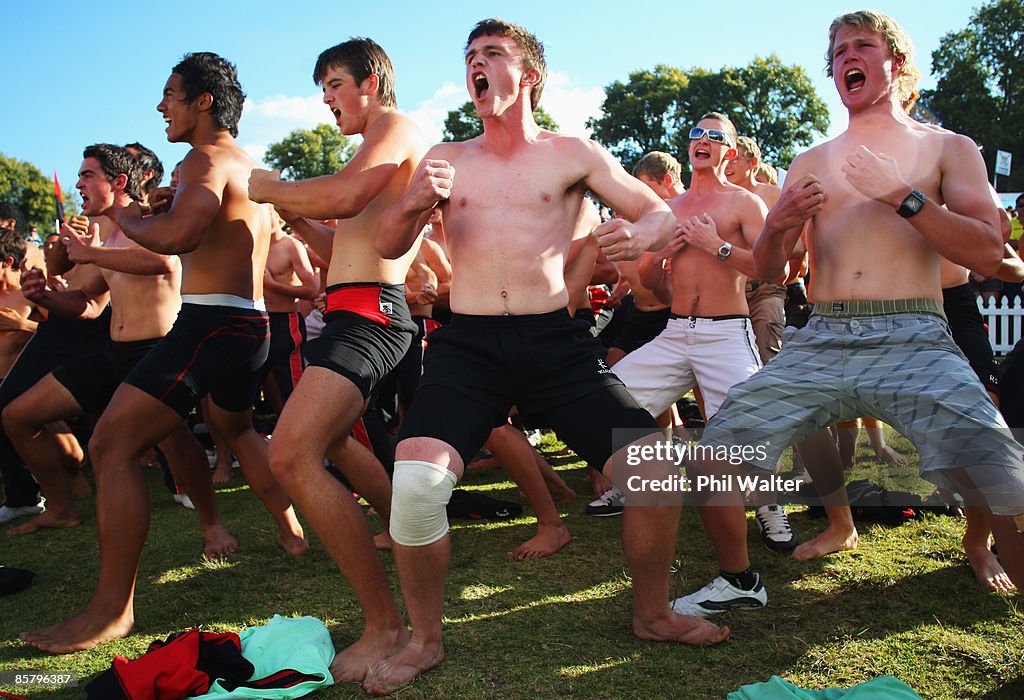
[[1, 429, 1022, 699]]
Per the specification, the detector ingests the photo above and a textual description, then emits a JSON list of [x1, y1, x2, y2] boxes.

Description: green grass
[[2, 428, 1023, 699]]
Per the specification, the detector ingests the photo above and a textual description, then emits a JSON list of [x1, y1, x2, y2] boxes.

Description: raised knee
[[390, 460, 457, 547]]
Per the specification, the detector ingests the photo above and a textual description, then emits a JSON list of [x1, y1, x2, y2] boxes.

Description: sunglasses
[[689, 127, 734, 147]]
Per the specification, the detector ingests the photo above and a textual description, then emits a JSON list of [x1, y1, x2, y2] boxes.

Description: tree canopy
[[587, 55, 830, 177], [263, 123, 357, 180], [0, 153, 78, 235], [442, 101, 560, 142], [919, 0, 1024, 190]]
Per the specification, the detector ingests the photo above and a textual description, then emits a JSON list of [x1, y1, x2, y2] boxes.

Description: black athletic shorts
[[610, 306, 670, 353], [303, 283, 416, 399], [943, 283, 999, 395], [124, 302, 270, 417], [0, 306, 112, 408], [53, 337, 161, 415], [267, 311, 307, 402], [399, 309, 658, 469]]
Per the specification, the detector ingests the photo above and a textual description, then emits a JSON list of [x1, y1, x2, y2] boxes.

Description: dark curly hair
[[172, 52, 246, 137]]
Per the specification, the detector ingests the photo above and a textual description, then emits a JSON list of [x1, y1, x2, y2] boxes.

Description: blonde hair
[[734, 136, 761, 161], [826, 10, 920, 105], [755, 162, 778, 186], [632, 151, 682, 185]]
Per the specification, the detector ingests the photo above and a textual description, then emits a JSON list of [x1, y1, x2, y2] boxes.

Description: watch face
[[907, 197, 923, 213]]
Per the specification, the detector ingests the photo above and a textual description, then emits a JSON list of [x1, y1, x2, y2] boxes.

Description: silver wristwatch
[[717, 241, 732, 261]]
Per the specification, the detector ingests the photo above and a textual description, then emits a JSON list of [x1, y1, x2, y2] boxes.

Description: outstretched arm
[[249, 115, 421, 220], [583, 141, 675, 260], [63, 221, 178, 276], [115, 147, 224, 254]]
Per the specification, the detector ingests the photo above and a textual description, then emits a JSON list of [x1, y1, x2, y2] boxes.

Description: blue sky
[[4, 1, 978, 201]]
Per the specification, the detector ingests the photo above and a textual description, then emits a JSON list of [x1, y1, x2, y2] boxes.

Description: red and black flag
[[53, 170, 66, 225]]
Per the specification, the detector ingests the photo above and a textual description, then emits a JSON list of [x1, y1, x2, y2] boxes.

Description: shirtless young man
[[260, 213, 319, 414], [692, 10, 1024, 591], [606, 114, 788, 614], [365, 18, 726, 695], [3, 145, 236, 562], [21, 53, 306, 654], [0, 230, 39, 378], [247, 38, 427, 683]]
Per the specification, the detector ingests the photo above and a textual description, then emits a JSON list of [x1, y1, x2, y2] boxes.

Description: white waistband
[[181, 294, 266, 311]]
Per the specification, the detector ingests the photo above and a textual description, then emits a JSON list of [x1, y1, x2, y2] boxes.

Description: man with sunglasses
[[691, 10, 1024, 592], [612, 112, 783, 616]]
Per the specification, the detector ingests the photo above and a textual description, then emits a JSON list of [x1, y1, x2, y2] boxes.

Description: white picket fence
[[979, 296, 1023, 355]]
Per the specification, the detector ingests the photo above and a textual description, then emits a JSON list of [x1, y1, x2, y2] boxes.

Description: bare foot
[[547, 482, 576, 503], [507, 523, 571, 560], [373, 531, 393, 551], [633, 611, 730, 646], [21, 610, 134, 654], [7, 510, 82, 536], [792, 525, 858, 561], [68, 472, 92, 498], [276, 530, 309, 556], [330, 626, 410, 683], [965, 544, 1016, 593], [211, 460, 234, 485], [467, 455, 500, 472], [875, 445, 908, 466], [202, 523, 238, 558], [363, 638, 444, 696]]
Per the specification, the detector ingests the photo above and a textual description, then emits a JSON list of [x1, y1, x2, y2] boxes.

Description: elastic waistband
[[325, 282, 404, 294], [106, 337, 162, 352], [181, 294, 266, 311], [812, 298, 946, 322], [325, 283, 406, 326], [669, 313, 748, 322], [450, 308, 569, 326]]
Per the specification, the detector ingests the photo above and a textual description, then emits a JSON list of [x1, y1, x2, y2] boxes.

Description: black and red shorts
[[303, 283, 416, 399], [124, 301, 270, 417]]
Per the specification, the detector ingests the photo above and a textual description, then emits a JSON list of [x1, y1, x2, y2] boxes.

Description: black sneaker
[[586, 488, 625, 517], [755, 504, 797, 553]]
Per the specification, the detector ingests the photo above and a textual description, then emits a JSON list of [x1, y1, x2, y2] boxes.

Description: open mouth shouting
[[844, 68, 866, 93], [472, 72, 489, 99]]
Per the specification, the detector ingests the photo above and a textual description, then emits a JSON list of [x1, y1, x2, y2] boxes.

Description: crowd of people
[[1, 8, 1023, 696]]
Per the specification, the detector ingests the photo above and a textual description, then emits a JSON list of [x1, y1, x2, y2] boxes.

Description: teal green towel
[[728, 675, 922, 699], [192, 615, 335, 699]]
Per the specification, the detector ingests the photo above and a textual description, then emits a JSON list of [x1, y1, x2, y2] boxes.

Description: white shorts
[[611, 316, 762, 419]]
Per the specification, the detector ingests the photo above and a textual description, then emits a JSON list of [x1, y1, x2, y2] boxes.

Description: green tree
[[585, 65, 690, 166], [263, 123, 357, 181], [919, 0, 1024, 190], [0, 153, 78, 234], [442, 101, 560, 141], [587, 56, 829, 176]]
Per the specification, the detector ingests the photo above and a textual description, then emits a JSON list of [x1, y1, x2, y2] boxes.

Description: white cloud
[[238, 94, 334, 167], [237, 71, 606, 167], [541, 72, 605, 137]]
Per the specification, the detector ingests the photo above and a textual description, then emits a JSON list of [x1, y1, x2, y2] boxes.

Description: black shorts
[[399, 309, 658, 468], [609, 307, 670, 353], [0, 306, 112, 408], [303, 283, 416, 399], [124, 302, 270, 417], [267, 311, 307, 402], [53, 338, 161, 415], [943, 283, 999, 395]]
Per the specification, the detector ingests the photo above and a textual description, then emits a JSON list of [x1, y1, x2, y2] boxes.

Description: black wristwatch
[[716, 241, 733, 261], [897, 189, 926, 218]]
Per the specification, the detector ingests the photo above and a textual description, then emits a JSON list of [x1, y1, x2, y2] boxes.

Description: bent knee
[[390, 460, 457, 547]]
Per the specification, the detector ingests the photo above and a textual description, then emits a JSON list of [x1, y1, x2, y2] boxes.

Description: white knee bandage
[[390, 460, 457, 547]]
